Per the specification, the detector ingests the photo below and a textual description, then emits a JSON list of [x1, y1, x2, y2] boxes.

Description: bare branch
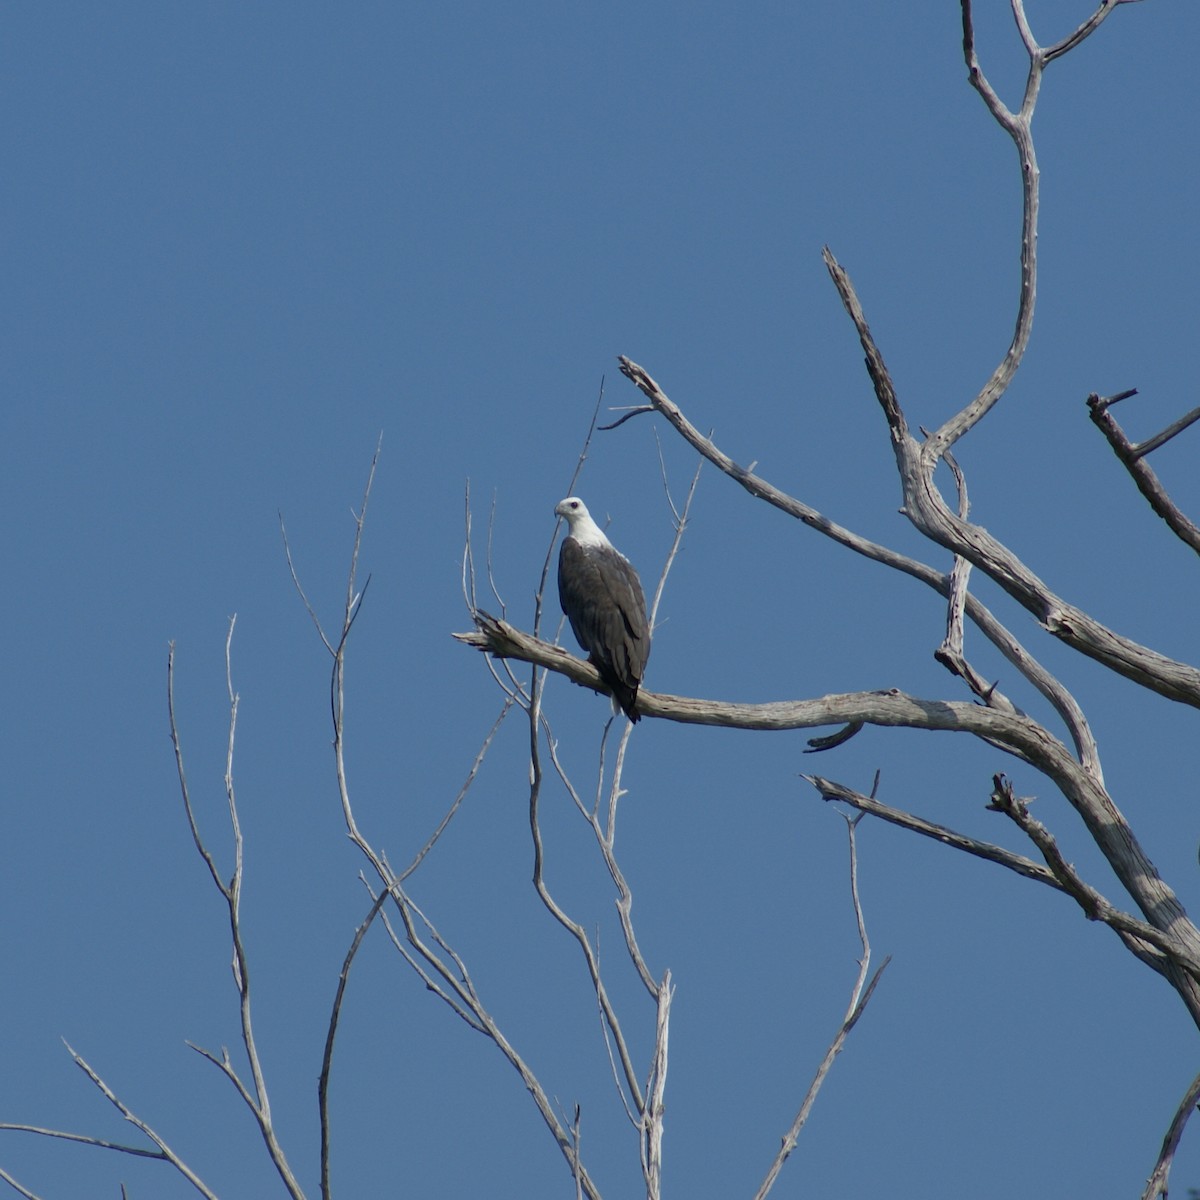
[[458, 615, 1200, 998], [649, 449, 703, 632], [804, 773, 1061, 889], [754, 814, 889, 1199], [464, 494, 532, 708], [1044, 0, 1139, 64], [807, 774, 1184, 978], [572, 1105, 584, 1200], [1087, 392, 1200, 554], [378, 881, 605, 1199], [641, 973, 672, 1200], [167, 641, 228, 895], [0, 1165, 44, 1200], [598, 404, 655, 431], [345, 433, 382, 629], [320, 891, 387, 1200], [398, 700, 514, 881], [1130, 405, 1200, 458], [168, 623, 305, 1199], [280, 513, 336, 656], [484, 491, 508, 617], [821, 248, 906, 439], [931, 443, 1017, 714], [63, 1043, 220, 1199], [943, 0, 1040, 446], [286, 452, 605, 1200], [812, 257, 1190, 714], [805, 721, 864, 752], [615, 356, 1108, 767], [528, 711, 646, 1115], [0, 1124, 165, 1160], [1142, 1065, 1200, 1200], [984, 774, 1192, 969]]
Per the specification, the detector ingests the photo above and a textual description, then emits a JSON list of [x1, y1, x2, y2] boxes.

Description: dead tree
[[459, 4, 1200, 1195]]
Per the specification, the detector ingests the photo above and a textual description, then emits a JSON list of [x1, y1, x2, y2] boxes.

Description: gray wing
[[558, 540, 650, 687]]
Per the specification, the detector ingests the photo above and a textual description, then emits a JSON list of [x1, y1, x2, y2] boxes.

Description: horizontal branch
[[458, 612, 1200, 988], [804, 774, 1061, 888], [457, 613, 1067, 743], [804, 775, 1196, 977]]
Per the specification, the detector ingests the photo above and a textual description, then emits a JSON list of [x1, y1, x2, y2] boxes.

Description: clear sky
[[3, 2, 1199, 1196]]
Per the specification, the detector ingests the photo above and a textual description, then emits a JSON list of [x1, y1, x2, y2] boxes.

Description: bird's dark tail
[[592, 658, 641, 723], [614, 683, 640, 724]]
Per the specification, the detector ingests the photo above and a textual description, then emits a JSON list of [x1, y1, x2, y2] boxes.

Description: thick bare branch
[[807, 259, 1200, 707], [615, 356, 1106, 770], [459, 614, 1200, 999]]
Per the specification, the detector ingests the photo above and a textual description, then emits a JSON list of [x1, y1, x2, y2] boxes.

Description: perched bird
[[555, 496, 650, 723]]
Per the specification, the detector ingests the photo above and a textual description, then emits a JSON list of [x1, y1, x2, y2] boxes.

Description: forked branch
[[1087, 391, 1200, 554], [614, 356, 1104, 772]]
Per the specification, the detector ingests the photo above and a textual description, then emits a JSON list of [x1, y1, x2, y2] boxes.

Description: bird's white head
[[554, 496, 611, 548]]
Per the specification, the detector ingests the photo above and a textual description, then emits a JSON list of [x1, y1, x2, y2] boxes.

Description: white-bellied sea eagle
[[554, 496, 650, 723]]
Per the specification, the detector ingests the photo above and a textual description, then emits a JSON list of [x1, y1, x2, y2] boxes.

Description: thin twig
[[320, 891, 388, 1200], [754, 813, 889, 1199], [280, 514, 336, 656], [168, 625, 305, 1198], [398, 700, 514, 881], [0, 1165, 44, 1200], [1045, 0, 1141, 64], [64, 1042, 220, 1200]]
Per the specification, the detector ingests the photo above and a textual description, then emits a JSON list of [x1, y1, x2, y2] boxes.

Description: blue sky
[[3, 2, 1199, 1196]]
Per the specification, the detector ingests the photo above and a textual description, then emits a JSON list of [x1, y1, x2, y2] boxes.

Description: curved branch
[[1142, 1065, 1200, 1200], [615, 357, 1104, 772], [938, 0, 1041, 450], [812, 260, 1200, 709]]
